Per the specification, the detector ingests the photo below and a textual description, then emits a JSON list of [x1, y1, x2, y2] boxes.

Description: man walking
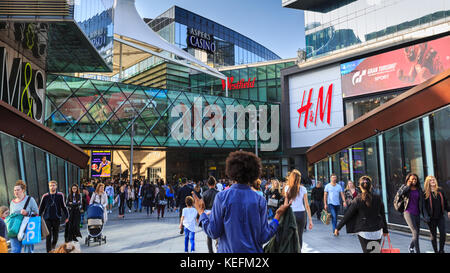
[[105, 182, 114, 213], [39, 181, 69, 252], [135, 180, 144, 212], [324, 174, 347, 235], [310, 181, 324, 220], [176, 178, 193, 234], [202, 176, 219, 253]]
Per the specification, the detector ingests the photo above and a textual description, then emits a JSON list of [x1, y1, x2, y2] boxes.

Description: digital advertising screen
[[341, 35, 450, 98], [91, 150, 112, 178]]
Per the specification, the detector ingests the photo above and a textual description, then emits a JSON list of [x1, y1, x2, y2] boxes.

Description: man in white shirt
[[216, 181, 223, 191], [324, 174, 347, 235]]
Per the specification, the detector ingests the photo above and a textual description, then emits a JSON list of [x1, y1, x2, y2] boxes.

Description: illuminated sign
[[289, 64, 344, 148], [221, 77, 256, 91], [187, 28, 216, 54], [340, 35, 450, 98], [0, 46, 45, 123]]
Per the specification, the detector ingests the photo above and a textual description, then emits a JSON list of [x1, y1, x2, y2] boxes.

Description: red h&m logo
[[297, 84, 333, 128]]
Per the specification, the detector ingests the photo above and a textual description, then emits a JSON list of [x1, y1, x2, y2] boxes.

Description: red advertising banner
[[340, 35, 450, 98]]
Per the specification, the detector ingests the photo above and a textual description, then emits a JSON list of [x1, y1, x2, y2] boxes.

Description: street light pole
[[129, 116, 136, 184]]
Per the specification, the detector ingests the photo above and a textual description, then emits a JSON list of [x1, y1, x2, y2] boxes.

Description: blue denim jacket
[[199, 183, 279, 253]]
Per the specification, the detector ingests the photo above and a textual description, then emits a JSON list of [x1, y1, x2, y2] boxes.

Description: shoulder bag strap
[[23, 196, 31, 211]]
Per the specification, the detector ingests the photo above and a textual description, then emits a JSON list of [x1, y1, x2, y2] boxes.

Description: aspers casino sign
[[288, 64, 344, 148], [187, 28, 216, 54]]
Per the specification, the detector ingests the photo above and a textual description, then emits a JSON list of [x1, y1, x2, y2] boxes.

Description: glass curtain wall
[[304, 0, 450, 59], [429, 106, 450, 232], [190, 62, 294, 101], [0, 131, 80, 207], [315, 107, 448, 230], [45, 74, 279, 150]]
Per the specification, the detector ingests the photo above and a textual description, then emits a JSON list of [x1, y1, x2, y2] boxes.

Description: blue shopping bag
[[22, 216, 41, 245]]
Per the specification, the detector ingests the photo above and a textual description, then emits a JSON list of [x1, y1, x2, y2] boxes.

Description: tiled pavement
[[31, 207, 449, 253]]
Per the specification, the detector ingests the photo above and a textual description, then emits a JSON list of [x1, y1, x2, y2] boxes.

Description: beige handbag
[[41, 216, 49, 238]]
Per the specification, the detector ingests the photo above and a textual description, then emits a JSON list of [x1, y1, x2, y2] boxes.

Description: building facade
[[0, 0, 112, 202], [285, 0, 450, 59], [282, 0, 450, 232]]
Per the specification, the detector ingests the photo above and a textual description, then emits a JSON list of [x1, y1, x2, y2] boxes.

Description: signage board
[[187, 28, 216, 54], [289, 64, 344, 148], [341, 35, 450, 98], [91, 150, 112, 178]]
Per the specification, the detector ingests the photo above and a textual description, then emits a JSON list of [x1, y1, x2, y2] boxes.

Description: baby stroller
[[85, 203, 106, 246]]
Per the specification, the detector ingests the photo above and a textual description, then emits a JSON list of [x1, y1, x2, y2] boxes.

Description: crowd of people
[[0, 150, 449, 254]]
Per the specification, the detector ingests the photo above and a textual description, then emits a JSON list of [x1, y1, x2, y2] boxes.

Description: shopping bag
[[41, 216, 49, 238], [17, 216, 30, 241], [381, 234, 400, 253], [320, 209, 331, 225], [267, 198, 279, 208], [0, 236, 8, 253], [22, 216, 41, 245], [5, 213, 24, 238]]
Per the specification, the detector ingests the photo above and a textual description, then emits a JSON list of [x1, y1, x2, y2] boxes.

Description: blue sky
[[135, 0, 305, 59]]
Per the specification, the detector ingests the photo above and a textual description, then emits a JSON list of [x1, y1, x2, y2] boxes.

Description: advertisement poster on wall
[[91, 150, 112, 178], [341, 35, 450, 98]]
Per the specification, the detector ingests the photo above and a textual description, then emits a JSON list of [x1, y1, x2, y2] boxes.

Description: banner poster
[[341, 35, 450, 98], [91, 150, 111, 178]]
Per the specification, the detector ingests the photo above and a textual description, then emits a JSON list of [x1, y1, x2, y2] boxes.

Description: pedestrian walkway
[[32, 207, 448, 253]]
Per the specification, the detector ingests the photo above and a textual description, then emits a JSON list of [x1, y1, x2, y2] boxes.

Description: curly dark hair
[[225, 151, 261, 185]]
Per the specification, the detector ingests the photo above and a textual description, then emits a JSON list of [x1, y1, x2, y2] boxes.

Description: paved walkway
[[32, 207, 449, 253]]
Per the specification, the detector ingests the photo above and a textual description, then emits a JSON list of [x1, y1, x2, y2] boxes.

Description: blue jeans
[[10, 238, 34, 253], [134, 197, 142, 211], [184, 227, 195, 252], [328, 204, 340, 232]]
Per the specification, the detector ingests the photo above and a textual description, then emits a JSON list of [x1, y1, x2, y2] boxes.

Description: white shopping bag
[[17, 216, 30, 241]]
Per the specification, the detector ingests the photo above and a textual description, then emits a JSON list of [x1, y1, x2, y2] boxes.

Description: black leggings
[[427, 217, 446, 253], [45, 219, 60, 253], [119, 198, 125, 215], [294, 211, 305, 252]]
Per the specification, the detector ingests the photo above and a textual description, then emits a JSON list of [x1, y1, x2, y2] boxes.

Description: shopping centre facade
[[0, 0, 114, 205], [282, 0, 450, 231], [0, 0, 296, 204]]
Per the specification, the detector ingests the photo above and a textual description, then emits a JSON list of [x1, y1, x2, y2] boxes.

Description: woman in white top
[[90, 183, 108, 223], [284, 169, 313, 251]]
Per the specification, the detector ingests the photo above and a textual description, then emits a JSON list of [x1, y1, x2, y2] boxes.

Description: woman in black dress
[[65, 184, 82, 242]]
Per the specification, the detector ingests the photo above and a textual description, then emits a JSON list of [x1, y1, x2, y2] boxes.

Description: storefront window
[[384, 119, 425, 225], [351, 137, 380, 194], [429, 106, 450, 232], [344, 91, 400, 124]]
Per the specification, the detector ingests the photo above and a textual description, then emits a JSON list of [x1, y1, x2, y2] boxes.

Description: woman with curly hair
[[193, 150, 291, 253]]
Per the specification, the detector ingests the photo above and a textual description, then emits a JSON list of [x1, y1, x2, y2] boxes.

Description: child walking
[[179, 196, 197, 253]]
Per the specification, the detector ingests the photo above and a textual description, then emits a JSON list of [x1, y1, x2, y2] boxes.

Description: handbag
[[17, 215, 30, 241], [159, 200, 167, 206], [41, 216, 49, 238], [320, 209, 331, 225], [5, 196, 30, 238], [267, 198, 279, 208], [381, 234, 400, 253], [0, 236, 7, 253], [22, 216, 41, 245]]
